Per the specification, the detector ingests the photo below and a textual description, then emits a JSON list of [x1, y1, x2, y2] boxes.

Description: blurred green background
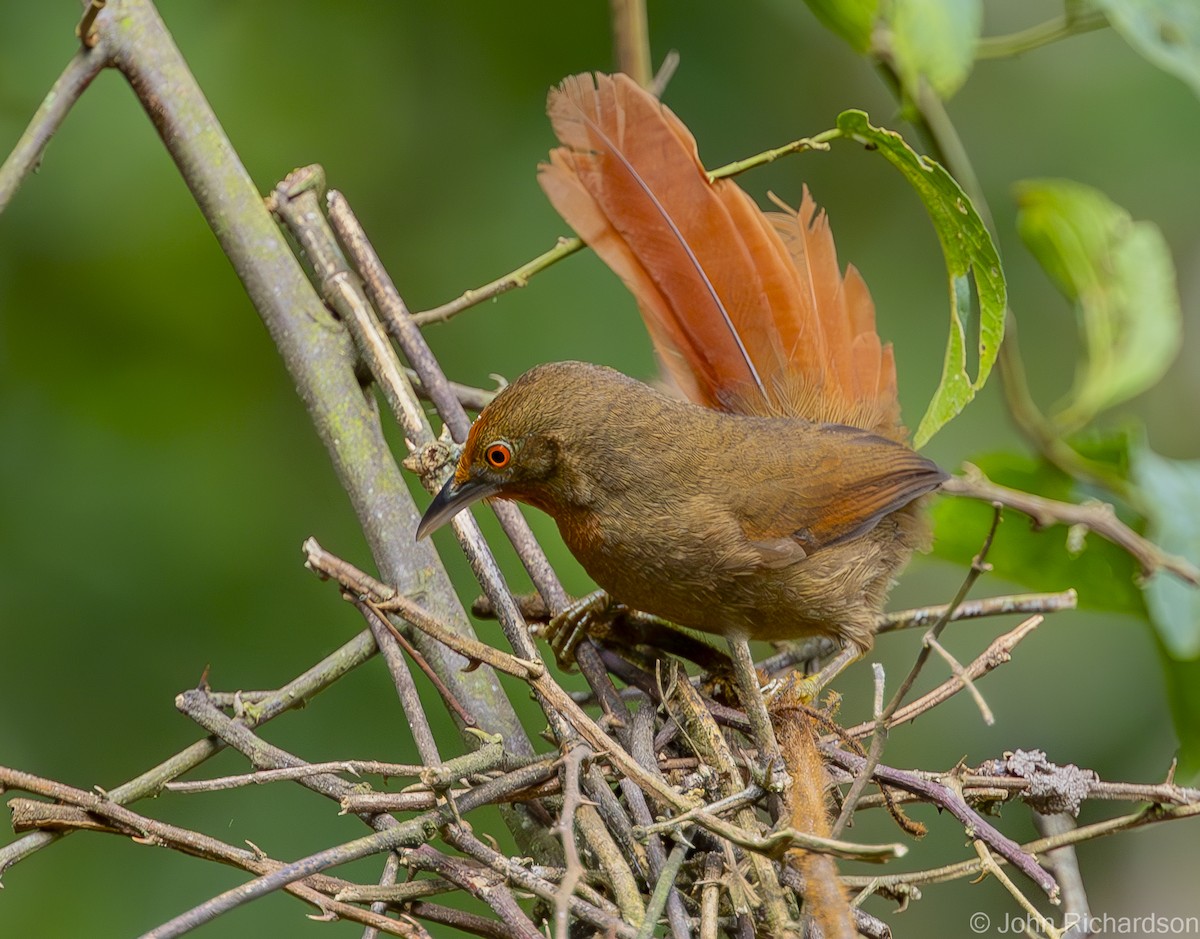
[[2, 2, 1198, 935]]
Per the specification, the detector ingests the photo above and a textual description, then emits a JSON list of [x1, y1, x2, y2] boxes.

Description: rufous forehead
[[455, 420, 486, 484]]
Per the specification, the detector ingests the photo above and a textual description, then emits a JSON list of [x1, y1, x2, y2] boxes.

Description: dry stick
[[973, 840, 1062, 939], [402, 902, 514, 939], [0, 628, 377, 875], [165, 760, 426, 794], [353, 597, 442, 939], [1, 771, 423, 939], [94, 0, 542, 848], [831, 504, 1003, 839], [923, 634, 994, 725], [304, 542, 681, 806], [841, 614, 1043, 739], [355, 600, 445, 763], [326, 191, 571, 614], [843, 800, 1200, 894], [878, 588, 1076, 634], [1034, 813, 1091, 936], [361, 849, 403, 939], [622, 691, 693, 939], [358, 600, 478, 729], [823, 747, 1058, 898], [404, 366, 496, 411], [274, 179, 583, 881], [636, 828, 694, 939], [553, 745, 594, 939], [698, 851, 724, 939], [402, 845, 543, 939], [443, 826, 640, 939], [175, 689, 403, 829], [140, 756, 562, 939], [666, 662, 797, 937], [943, 466, 1200, 585]]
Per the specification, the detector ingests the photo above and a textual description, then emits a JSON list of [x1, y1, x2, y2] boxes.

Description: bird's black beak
[[416, 474, 501, 540]]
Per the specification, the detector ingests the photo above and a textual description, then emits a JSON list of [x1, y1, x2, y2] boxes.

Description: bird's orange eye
[[484, 442, 512, 469]]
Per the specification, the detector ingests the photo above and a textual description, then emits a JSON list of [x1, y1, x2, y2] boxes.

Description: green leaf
[[836, 110, 1006, 448], [1159, 652, 1200, 782], [1094, 0, 1200, 99], [887, 0, 983, 99], [802, 0, 879, 52], [1015, 179, 1182, 431], [1131, 446, 1200, 658], [931, 449, 1146, 616]]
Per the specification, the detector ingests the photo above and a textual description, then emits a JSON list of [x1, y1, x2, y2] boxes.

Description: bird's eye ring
[[484, 442, 512, 469]]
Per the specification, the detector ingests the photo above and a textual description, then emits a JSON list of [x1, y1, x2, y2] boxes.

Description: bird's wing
[[730, 425, 946, 562]]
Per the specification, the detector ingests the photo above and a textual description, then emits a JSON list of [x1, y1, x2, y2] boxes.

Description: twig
[[1034, 813, 1091, 938], [973, 839, 1062, 939], [0, 629, 378, 875], [356, 599, 448, 760], [402, 846, 543, 939], [444, 826, 640, 939], [832, 505, 1003, 836], [636, 829, 693, 939], [411, 237, 585, 326], [878, 588, 1076, 634], [943, 465, 1200, 584], [924, 634, 994, 725], [165, 760, 425, 793], [326, 189, 571, 614], [843, 799, 1200, 894], [842, 614, 1043, 738], [140, 757, 563, 938], [357, 599, 478, 731], [1, 769, 424, 938], [553, 745, 593, 939], [406, 129, 839, 328], [0, 45, 107, 213], [824, 748, 1058, 898]]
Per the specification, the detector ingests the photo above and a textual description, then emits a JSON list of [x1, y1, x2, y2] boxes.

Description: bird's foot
[[534, 589, 621, 670]]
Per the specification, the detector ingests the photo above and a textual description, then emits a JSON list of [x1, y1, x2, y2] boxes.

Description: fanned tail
[[538, 72, 904, 440]]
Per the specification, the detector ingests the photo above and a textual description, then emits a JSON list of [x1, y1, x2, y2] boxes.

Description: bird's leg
[[726, 635, 789, 791], [535, 589, 621, 670]]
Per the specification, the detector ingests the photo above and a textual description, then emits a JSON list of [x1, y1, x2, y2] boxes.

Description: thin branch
[[411, 237, 584, 326], [832, 505, 1002, 837], [165, 760, 426, 793], [843, 614, 1043, 738], [609, 0, 652, 88], [0, 44, 107, 213], [976, 10, 1108, 60], [553, 745, 593, 939], [973, 839, 1062, 939], [1, 769, 424, 938], [878, 588, 1076, 634], [0, 628, 377, 875], [944, 465, 1200, 584], [824, 748, 1058, 898]]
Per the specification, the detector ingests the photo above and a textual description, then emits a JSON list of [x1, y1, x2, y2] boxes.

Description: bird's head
[[416, 361, 635, 538]]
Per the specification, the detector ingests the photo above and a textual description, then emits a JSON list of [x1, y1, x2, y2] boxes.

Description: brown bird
[[418, 72, 945, 687], [417, 72, 945, 938]]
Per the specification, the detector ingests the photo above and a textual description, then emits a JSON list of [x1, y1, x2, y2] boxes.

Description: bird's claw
[[535, 589, 619, 670]]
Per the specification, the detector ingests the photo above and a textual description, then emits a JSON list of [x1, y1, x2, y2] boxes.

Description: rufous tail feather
[[538, 71, 904, 440]]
